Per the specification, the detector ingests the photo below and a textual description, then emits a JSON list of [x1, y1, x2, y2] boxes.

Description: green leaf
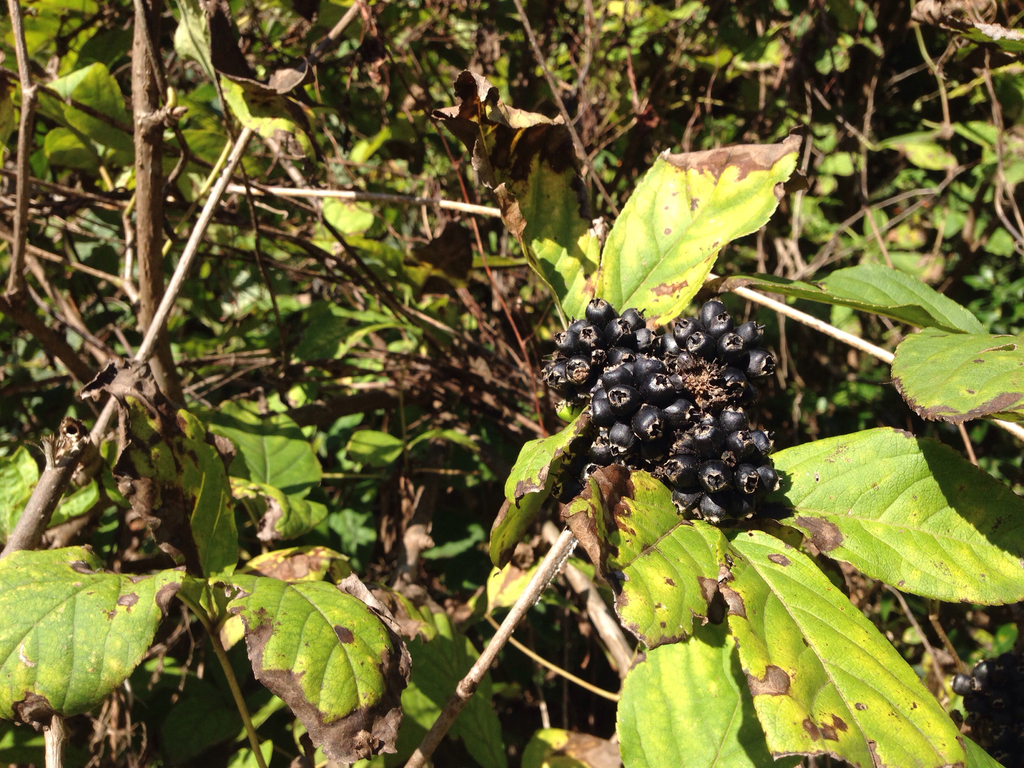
[[0, 447, 38, 542], [490, 411, 591, 568], [226, 575, 409, 764], [323, 198, 376, 236], [219, 78, 313, 159], [522, 728, 619, 768], [719, 263, 984, 333], [617, 623, 800, 768], [597, 137, 800, 323], [0, 548, 182, 720], [964, 735, 1005, 767], [892, 328, 1024, 423], [725, 531, 965, 767], [771, 427, 1024, 603], [346, 430, 404, 467], [486, 562, 538, 612], [64, 63, 134, 161], [43, 127, 100, 172], [172, 0, 216, 81], [50, 480, 99, 527], [0, 79, 14, 156], [878, 132, 956, 171], [565, 469, 727, 647], [398, 611, 507, 768], [211, 401, 322, 496], [231, 479, 328, 542], [294, 301, 409, 362]]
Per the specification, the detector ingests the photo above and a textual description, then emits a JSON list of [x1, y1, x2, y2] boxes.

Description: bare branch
[[509, 0, 619, 216], [3, 0, 38, 299], [225, 184, 502, 217], [404, 528, 578, 768], [1, 128, 255, 559], [541, 521, 633, 678], [132, 0, 183, 402]]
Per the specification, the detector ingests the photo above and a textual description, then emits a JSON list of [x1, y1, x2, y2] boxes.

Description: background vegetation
[[2, 0, 1024, 765]]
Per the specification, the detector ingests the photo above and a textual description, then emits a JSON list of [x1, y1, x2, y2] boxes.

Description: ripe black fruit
[[736, 321, 764, 346], [586, 297, 617, 327], [545, 297, 780, 526], [747, 348, 775, 379], [608, 385, 642, 416], [700, 299, 727, 328], [699, 460, 732, 493], [631, 405, 665, 442]]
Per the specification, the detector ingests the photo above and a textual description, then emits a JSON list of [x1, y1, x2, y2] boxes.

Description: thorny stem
[[483, 614, 620, 701], [405, 528, 578, 768], [176, 589, 268, 768], [4, 0, 38, 299]]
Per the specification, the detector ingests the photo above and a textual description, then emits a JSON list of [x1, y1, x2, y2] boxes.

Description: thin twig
[[509, 0, 618, 216], [0, 128, 255, 559], [4, 0, 38, 299], [483, 613, 620, 701], [44, 714, 67, 768], [541, 521, 633, 678], [405, 528, 578, 768], [721, 279, 1024, 443], [309, 0, 363, 65], [224, 184, 502, 217], [886, 585, 948, 699]]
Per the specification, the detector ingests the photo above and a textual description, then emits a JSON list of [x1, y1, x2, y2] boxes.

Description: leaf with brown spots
[[81, 360, 239, 578], [617, 622, 800, 768], [725, 530, 965, 767], [565, 468, 730, 648], [597, 136, 800, 323], [226, 575, 410, 764], [0, 548, 183, 721], [433, 71, 596, 320], [892, 328, 1024, 424], [770, 427, 1024, 603], [490, 411, 590, 568], [240, 545, 350, 583]]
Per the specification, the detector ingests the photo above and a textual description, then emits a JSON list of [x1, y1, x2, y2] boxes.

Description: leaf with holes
[[724, 530, 965, 767], [617, 622, 800, 768], [490, 411, 590, 568], [225, 575, 410, 764], [596, 137, 800, 322], [892, 328, 1024, 423], [770, 428, 1024, 603], [0, 548, 182, 723], [717, 263, 984, 334]]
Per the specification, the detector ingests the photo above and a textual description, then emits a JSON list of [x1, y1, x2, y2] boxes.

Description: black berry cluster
[[541, 297, 779, 523], [953, 652, 1024, 766]]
